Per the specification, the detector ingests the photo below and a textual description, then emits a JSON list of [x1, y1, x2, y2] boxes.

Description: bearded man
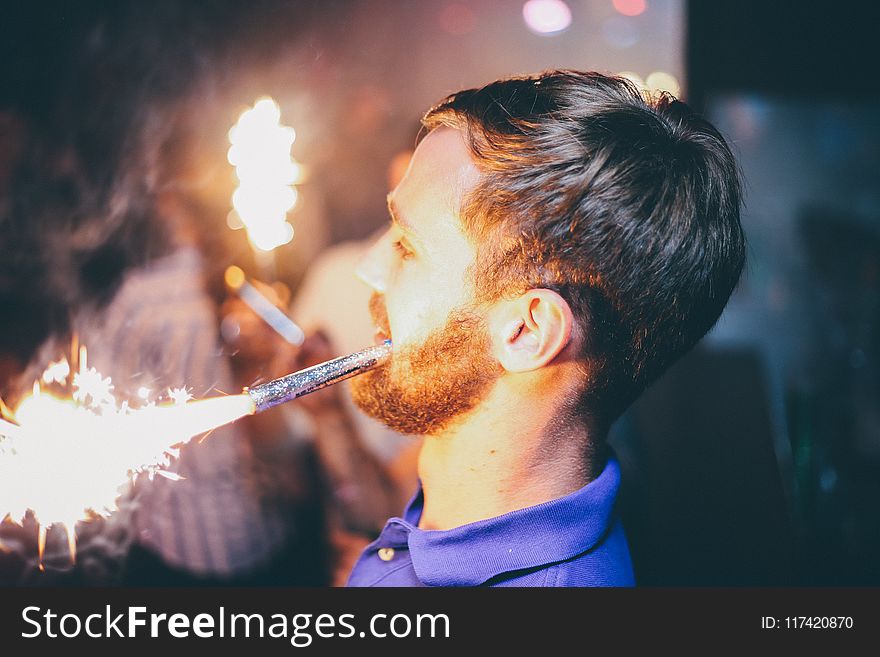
[[346, 70, 745, 587]]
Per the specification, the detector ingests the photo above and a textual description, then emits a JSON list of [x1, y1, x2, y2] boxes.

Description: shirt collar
[[402, 455, 622, 586]]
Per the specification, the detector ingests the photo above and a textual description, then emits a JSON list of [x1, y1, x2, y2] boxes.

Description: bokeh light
[[613, 0, 647, 17], [645, 70, 681, 97], [602, 16, 640, 48], [439, 3, 476, 35], [617, 70, 646, 90], [522, 0, 572, 36]]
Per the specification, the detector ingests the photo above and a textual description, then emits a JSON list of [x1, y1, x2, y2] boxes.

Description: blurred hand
[[280, 329, 345, 414], [220, 278, 297, 380], [220, 276, 347, 416]]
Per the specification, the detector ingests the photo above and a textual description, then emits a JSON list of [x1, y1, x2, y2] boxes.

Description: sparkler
[[0, 340, 392, 569], [0, 349, 252, 567], [245, 340, 392, 412], [227, 97, 301, 265], [0, 418, 21, 439]]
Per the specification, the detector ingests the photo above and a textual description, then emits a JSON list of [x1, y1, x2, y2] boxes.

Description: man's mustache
[[369, 292, 391, 337]]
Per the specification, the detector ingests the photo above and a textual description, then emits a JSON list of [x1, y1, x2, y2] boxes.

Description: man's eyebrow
[[386, 194, 418, 237]]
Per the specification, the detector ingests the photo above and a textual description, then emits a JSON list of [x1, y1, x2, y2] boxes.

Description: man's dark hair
[[423, 70, 746, 428]]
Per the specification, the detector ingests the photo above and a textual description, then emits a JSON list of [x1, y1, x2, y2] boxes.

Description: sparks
[[72, 367, 115, 407], [168, 387, 193, 405], [41, 358, 70, 386], [0, 348, 256, 568]]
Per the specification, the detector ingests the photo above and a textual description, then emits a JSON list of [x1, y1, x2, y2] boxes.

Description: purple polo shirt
[[346, 455, 635, 587]]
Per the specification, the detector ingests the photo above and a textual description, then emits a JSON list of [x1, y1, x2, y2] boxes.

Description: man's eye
[[392, 239, 413, 260]]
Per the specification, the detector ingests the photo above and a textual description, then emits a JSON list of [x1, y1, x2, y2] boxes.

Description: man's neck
[[415, 387, 601, 531]]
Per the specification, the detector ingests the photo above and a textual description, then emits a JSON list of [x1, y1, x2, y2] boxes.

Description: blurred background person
[[0, 2, 327, 585]]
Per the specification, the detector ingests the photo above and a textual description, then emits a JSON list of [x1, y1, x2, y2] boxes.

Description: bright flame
[[0, 349, 256, 567], [228, 97, 300, 252]]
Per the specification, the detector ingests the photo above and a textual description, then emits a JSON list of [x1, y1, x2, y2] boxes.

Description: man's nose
[[355, 229, 391, 293]]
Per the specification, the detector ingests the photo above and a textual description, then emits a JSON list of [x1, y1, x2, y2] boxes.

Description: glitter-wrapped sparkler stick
[[246, 340, 392, 412]]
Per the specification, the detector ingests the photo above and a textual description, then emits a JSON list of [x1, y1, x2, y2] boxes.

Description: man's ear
[[489, 289, 574, 373]]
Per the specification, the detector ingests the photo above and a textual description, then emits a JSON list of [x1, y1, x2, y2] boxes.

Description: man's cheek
[[388, 296, 436, 346]]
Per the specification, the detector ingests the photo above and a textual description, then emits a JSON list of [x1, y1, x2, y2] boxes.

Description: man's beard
[[351, 293, 503, 436]]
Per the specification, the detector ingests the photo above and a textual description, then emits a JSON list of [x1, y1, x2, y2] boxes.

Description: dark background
[[628, 0, 879, 585]]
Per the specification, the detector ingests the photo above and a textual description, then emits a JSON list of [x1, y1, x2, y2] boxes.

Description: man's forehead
[[393, 127, 480, 217]]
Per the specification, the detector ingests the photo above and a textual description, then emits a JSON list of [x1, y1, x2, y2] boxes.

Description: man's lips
[[368, 294, 392, 346], [373, 326, 390, 345]]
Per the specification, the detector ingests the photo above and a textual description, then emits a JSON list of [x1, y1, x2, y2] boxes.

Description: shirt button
[[377, 547, 395, 562]]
